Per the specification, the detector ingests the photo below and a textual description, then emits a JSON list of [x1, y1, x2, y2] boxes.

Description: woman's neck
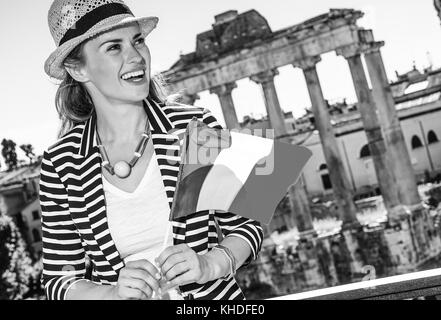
[[94, 98, 148, 144]]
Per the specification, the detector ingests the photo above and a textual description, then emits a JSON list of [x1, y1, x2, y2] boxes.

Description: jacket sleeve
[[39, 150, 86, 300], [201, 108, 264, 267]]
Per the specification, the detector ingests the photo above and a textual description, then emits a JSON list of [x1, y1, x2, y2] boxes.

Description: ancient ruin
[[160, 8, 441, 297]]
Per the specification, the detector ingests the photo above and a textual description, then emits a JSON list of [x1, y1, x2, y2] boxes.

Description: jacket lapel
[[77, 98, 186, 273], [145, 98, 187, 245], [79, 113, 125, 274]]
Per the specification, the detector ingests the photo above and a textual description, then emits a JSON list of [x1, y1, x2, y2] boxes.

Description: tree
[[19, 144, 35, 164], [0, 213, 34, 299], [1, 139, 18, 171]]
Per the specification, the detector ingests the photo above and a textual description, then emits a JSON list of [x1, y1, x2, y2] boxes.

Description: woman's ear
[[65, 63, 90, 83]]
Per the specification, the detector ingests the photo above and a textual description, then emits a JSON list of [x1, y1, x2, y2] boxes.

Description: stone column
[[250, 69, 315, 236], [250, 69, 287, 138], [363, 42, 422, 209], [288, 179, 315, 236], [435, 0, 441, 24], [337, 46, 402, 220], [180, 93, 200, 105], [294, 56, 359, 228], [210, 83, 240, 129]]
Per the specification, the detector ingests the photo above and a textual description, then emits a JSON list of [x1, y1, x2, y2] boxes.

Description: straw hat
[[45, 0, 158, 80]]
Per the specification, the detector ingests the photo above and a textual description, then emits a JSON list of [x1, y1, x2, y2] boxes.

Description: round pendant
[[114, 161, 131, 178]]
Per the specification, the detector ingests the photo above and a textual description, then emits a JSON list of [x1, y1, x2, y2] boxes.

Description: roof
[[0, 161, 41, 190]]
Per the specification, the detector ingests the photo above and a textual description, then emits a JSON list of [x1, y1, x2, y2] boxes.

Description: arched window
[[359, 144, 371, 158], [428, 130, 439, 144], [32, 229, 41, 242], [411, 135, 423, 149], [319, 163, 332, 190]]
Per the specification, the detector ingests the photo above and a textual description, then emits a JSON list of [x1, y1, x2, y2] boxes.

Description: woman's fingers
[[119, 286, 149, 300], [156, 244, 187, 267], [125, 259, 161, 292], [160, 252, 187, 276], [162, 269, 197, 290], [163, 261, 191, 281], [116, 259, 163, 299], [156, 245, 206, 287], [120, 277, 153, 298], [122, 267, 160, 293]]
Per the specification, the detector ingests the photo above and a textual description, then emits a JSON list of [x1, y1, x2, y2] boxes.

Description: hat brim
[[44, 14, 159, 80]]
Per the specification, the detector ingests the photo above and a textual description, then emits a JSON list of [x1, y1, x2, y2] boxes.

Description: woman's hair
[[55, 39, 173, 138]]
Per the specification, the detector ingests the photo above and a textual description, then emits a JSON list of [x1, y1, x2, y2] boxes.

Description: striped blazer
[[39, 98, 263, 300]]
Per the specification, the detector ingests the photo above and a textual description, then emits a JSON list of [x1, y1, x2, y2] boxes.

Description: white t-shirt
[[103, 148, 174, 265]]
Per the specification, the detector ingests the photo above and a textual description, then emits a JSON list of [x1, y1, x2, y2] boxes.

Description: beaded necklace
[[96, 119, 151, 179]]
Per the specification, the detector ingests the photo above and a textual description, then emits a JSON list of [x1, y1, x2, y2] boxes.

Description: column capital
[[209, 82, 237, 96], [250, 69, 279, 85], [292, 56, 321, 70], [336, 41, 385, 59], [361, 41, 385, 55], [335, 44, 364, 59]]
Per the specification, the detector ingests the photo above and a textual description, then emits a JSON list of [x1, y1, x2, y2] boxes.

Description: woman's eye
[[135, 38, 145, 45], [107, 44, 120, 51]]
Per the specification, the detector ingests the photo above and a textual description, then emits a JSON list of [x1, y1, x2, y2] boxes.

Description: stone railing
[[267, 267, 441, 300]]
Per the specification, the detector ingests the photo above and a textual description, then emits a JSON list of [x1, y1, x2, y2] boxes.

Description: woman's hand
[[112, 260, 162, 300], [155, 244, 218, 290]]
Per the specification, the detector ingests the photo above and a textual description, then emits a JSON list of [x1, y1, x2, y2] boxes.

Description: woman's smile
[[120, 68, 147, 85]]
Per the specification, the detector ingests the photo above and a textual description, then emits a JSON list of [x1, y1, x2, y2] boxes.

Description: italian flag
[[170, 118, 312, 225]]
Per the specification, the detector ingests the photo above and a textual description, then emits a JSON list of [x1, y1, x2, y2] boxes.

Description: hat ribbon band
[[59, 3, 133, 46]]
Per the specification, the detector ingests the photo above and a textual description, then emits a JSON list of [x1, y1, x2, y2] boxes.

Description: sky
[[1, 0, 441, 163]]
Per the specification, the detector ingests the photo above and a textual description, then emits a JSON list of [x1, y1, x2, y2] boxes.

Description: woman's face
[[80, 23, 151, 104]]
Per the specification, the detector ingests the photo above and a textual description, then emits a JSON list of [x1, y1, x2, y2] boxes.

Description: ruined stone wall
[[237, 207, 441, 299]]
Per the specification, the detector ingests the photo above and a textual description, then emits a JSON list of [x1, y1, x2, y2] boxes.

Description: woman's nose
[[126, 46, 144, 64]]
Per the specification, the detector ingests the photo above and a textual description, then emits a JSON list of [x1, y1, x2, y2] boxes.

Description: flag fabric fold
[[170, 118, 312, 225]]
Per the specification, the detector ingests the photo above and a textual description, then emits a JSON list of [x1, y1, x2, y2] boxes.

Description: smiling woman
[[40, 0, 263, 301], [55, 25, 163, 137]]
